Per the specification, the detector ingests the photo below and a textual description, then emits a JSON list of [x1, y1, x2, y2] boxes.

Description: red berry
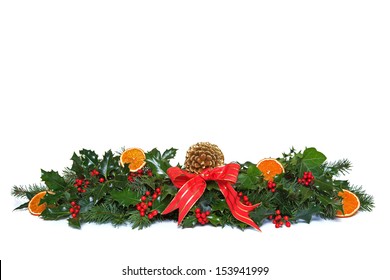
[[155, 187, 161, 193], [148, 201, 153, 207], [238, 192, 243, 197], [72, 213, 77, 218], [145, 191, 150, 196], [99, 178, 105, 183], [275, 223, 280, 228], [142, 204, 148, 210], [284, 215, 289, 221], [70, 208, 75, 213], [195, 213, 201, 218], [205, 211, 210, 216], [152, 194, 158, 200], [197, 218, 203, 223], [77, 187, 82, 192], [152, 210, 158, 216], [71, 201, 76, 206], [147, 213, 153, 219], [195, 208, 201, 213], [141, 196, 146, 202], [243, 196, 249, 202], [271, 188, 276, 193], [275, 215, 282, 221], [286, 221, 291, 227], [201, 213, 206, 219], [136, 205, 141, 211], [140, 211, 145, 217], [268, 215, 273, 220], [275, 210, 281, 215]]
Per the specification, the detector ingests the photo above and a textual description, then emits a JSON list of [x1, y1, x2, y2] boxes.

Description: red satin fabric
[[162, 163, 261, 231]]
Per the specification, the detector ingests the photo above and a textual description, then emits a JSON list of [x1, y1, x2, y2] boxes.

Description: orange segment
[[256, 158, 284, 181], [28, 191, 48, 216], [120, 147, 146, 172], [336, 189, 360, 217]]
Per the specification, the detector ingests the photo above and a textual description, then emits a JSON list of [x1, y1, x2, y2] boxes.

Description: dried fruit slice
[[336, 189, 360, 217], [28, 191, 48, 216], [256, 158, 284, 181], [120, 147, 146, 172]]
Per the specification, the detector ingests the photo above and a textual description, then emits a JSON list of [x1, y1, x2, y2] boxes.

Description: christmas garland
[[11, 142, 374, 231]]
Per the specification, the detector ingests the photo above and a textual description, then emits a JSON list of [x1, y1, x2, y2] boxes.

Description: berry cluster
[[69, 201, 80, 218], [90, 169, 105, 183], [128, 168, 153, 182], [237, 192, 253, 206], [135, 187, 161, 219], [195, 208, 210, 225], [269, 209, 291, 228], [74, 178, 90, 193], [267, 181, 277, 192], [298, 171, 315, 186]]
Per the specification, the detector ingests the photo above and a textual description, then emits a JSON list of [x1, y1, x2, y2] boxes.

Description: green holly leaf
[[162, 148, 178, 160], [92, 182, 110, 203], [145, 148, 176, 177], [150, 195, 171, 212], [111, 188, 141, 207], [292, 204, 320, 223], [299, 148, 326, 175], [99, 150, 119, 178], [70, 152, 84, 175], [41, 170, 68, 191], [79, 149, 99, 169], [68, 217, 81, 229], [41, 205, 70, 220], [250, 205, 274, 225], [207, 214, 222, 226], [182, 216, 197, 228]]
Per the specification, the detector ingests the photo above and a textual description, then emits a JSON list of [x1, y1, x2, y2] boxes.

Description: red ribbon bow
[[161, 163, 261, 231]]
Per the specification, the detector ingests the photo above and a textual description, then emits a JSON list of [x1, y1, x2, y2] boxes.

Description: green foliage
[[11, 146, 374, 231]]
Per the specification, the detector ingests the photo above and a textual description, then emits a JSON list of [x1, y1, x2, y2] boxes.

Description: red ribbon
[[161, 163, 261, 231]]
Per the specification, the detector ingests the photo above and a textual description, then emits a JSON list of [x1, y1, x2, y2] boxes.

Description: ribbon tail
[[218, 182, 261, 231]]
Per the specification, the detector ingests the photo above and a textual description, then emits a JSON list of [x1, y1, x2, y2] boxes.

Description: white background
[[1, 1, 389, 279]]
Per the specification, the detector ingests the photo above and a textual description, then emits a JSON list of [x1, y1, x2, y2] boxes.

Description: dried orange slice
[[336, 189, 360, 218], [120, 147, 146, 172], [256, 158, 284, 181], [28, 191, 48, 216]]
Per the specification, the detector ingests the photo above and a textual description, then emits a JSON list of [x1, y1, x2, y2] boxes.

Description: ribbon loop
[[162, 163, 261, 231]]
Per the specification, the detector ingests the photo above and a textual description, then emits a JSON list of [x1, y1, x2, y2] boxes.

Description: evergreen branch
[[348, 184, 375, 212], [323, 159, 352, 176], [81, 203, 129, 226], [62, 167, 77, 184], [11, 184, 47, 199]]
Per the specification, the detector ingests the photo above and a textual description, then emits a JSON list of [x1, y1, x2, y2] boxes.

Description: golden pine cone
[[184, 142, 224, 174]]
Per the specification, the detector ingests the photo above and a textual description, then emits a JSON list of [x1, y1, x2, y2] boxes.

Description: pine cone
[[184, 142, 225, 174]]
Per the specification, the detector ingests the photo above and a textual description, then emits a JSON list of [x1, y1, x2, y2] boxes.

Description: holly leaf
[[150, 195, 171, 213], [41, 205, 70, 220], [79, 149, 99, 169], [299, 148, 326, 175], [68, 217, 81, 229], [145, 148, 176, 177], [162, 148, 178, 160], [111, 188, 141, 207], [13, 202, 29, 211], [207, 214, 222, 226], [70, 152, 84, 175], [293, 204, 320, 223], [182, 216, 197, 228], [99, 150, 118, 178], [92, 182, 109, 203], [250, 205, 274, 225], [41, 170, 68, 191]]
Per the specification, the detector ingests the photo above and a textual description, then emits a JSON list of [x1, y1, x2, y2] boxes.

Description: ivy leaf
[[299, 148, 326, 175], [41, 170, 68, 191], [111, 188, 141, 207], [237, 164, 261, 190], [99, 150, 118, 178], [79, 149, 99, 169]]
